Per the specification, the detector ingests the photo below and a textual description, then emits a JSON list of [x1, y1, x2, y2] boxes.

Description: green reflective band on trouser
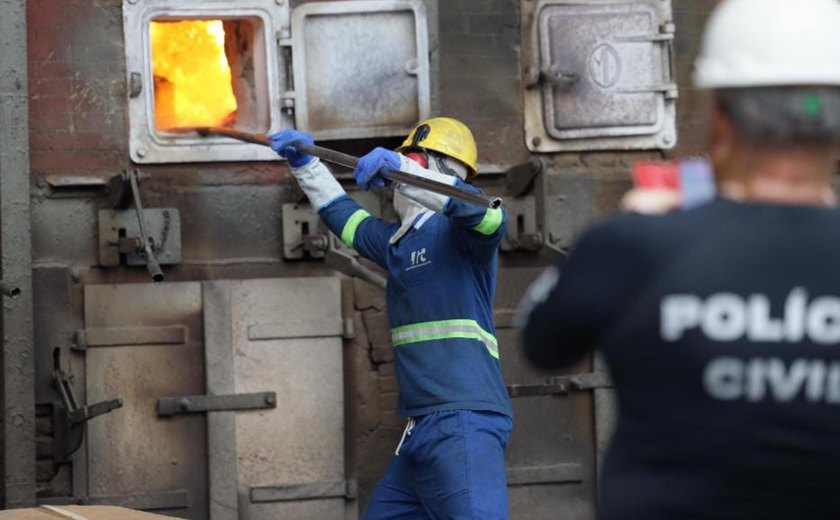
[[473, 207, 503, 235], [341, 209, 372, 248], [391, 319, 499, 359]]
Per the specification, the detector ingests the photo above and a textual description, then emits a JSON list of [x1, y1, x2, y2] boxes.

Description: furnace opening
[[150, 18, 268, 133]]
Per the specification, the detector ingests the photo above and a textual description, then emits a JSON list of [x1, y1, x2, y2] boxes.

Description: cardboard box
[[0, 506, 176, 519]]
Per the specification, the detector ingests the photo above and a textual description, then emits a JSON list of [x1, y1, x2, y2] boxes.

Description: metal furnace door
[[523, 0, 676, 152], [205, 278, 353, 520], [496, 268, 600, 520], [289, 0, 430, 140], [84, 282, 207, 519]]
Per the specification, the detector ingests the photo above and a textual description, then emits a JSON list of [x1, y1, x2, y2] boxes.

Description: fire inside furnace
[[151, 20, 238, 131]]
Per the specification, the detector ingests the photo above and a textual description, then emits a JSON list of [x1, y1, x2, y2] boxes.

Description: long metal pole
[[0, 0, 35, 507], [128, 170, 165, 283], [194, 127, 502, 209]]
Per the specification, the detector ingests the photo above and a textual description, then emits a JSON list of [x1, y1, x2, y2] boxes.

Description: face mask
[[390, 190, 428, 244]]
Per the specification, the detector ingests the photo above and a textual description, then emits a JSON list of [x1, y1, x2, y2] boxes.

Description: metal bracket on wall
[[75, 325, 186, 351], [506, 463, 584, 486], [157, 392, 277, 417], [501, 195, 543, 253], [98, 170, 181, 281], [506, 372, 613, 398], [504, 158, 547, 197], [281, 202, 329, 260], [325, 248, 387, 291], [250, 480, 358, 503]]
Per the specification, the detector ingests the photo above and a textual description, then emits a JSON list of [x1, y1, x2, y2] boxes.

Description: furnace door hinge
[[507, 372, 613, 398], [98, 169, 181, 281]]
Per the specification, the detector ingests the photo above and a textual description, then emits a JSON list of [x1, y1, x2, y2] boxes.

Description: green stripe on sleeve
[[473, 207, 503, 235], [341, 209, 372, 248]]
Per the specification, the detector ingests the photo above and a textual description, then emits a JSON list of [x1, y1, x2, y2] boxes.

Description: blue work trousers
[[361, 410, 513, 520]]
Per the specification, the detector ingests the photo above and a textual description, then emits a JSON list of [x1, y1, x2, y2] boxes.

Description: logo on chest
[[407, 247, 431, 271]]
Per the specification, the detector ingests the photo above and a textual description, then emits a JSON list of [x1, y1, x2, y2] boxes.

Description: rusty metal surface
[[84, 283, 207, 519], [291, 0, 430, 140], [0, 0, 36, 507], [225, 277, 353, 520]]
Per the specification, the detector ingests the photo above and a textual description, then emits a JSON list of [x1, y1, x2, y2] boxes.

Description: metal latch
[[54, 369, 123, 425], [281, 203, 328, 260], [501, 195, 542, 253], [52, 349, 123, 460], [99, 170, 181, 282], [157, 392, 277, 417], [507, 372, 613, 398]]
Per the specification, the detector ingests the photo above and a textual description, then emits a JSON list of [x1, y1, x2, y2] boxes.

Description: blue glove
[[268, 130, 314, 168], [354, 147, 400, 191]]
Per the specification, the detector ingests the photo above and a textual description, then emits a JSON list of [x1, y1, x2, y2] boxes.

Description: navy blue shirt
[[320, 180, 512, 418], [523, 198, 840, 520]]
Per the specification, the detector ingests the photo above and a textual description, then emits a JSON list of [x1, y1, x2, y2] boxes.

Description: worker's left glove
[[354, 148, 400, 191], [268, 129, 314, 168]]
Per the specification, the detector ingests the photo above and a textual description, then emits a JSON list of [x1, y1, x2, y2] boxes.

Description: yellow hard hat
[[397, 117, 478, 179]]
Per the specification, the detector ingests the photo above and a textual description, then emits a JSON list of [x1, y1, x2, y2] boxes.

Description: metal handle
[[0, 281, 20, 298], [128, 170, 164, 283], [192, 127, 503, 209]]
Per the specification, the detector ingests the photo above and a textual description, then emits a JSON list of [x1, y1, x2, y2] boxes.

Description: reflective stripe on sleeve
[[391, 319, 499, 359], [473, 207, 503, 235], [341, 209, 372, 248]]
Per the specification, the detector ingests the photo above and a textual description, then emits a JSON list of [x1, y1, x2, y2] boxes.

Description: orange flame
[[150, 20, 237, 130]]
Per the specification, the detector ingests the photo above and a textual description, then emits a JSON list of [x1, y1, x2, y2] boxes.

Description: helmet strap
[[430, 152, 466, 181], [410, 124, 431, 147]]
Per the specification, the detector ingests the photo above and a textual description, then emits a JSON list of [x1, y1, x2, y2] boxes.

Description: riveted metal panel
[[84, 283, 207, 519], [209, 277, 354, 520], [523, 0, 676, 152], [291, 0, 430, 140]]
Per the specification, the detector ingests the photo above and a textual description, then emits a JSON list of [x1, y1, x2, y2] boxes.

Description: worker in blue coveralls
[[269, 117, 513, 519]]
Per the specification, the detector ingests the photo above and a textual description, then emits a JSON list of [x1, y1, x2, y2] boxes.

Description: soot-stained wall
[[24, 0, 716, 512]]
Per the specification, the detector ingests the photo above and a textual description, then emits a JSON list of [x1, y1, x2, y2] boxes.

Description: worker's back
[[589, 198, 840, 519]]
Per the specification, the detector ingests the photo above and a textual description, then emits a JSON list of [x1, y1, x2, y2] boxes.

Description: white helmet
[[694, 0, 840, 89]]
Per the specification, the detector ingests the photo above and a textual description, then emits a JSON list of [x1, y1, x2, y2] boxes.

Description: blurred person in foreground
[[519, 0, 840, 518]]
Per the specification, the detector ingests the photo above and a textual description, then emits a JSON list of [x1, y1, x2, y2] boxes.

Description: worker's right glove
[[268, 130, 314, 168], [355, 147, 400, 191]]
